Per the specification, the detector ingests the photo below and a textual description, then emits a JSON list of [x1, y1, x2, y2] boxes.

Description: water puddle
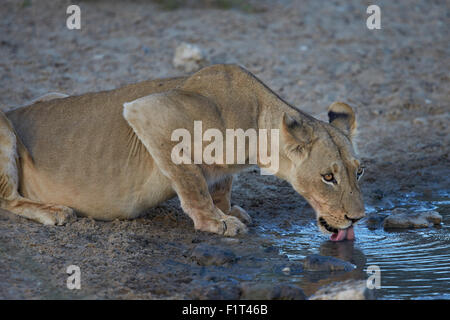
[[259, 190, 450, 299]]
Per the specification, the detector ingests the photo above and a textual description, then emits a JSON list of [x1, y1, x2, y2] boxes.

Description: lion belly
[[6, 79, 183, 219]]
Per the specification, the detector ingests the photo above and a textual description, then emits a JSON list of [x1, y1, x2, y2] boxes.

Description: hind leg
[[0, 111, 74, 225]]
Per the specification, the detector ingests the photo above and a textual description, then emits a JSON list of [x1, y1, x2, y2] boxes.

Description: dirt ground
[[0, 0, 448, 299]]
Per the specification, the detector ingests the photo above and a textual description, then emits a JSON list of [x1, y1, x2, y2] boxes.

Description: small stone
[[173, 42, 206, 73], [303, 254, 356, 272], [190, 244, 237, 266], [273, 262, 303, 275], [384, 215, 426, 228], [383, 210, 442, 229], [282, 267, 290, 275], [220, 237, 240, 245], [413, 117, 426, 125], [364, 212, 387, 228], [299, 45, 308, 51], [309, 280, 375, 300], [240, 282, 306, 300], [189, 282, 241, 300], [370, 109, 382, 116], [420, 211, 443, 224]]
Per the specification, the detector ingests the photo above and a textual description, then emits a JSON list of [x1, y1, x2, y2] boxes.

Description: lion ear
[[327, 102, 357, 138], [280, 113, 314, 160]]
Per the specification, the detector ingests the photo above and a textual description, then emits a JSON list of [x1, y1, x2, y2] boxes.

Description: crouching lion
[[0, 64, 365, 240]]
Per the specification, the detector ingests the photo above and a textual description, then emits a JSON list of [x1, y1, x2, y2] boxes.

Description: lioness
[[0, 64, 364, 240]]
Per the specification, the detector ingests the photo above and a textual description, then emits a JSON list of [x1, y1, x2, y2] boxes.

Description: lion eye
[[322, 173, 335, 182], [356, 167, 364, 179]]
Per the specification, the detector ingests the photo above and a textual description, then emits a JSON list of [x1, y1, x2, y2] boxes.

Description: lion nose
[[345, 215, 364, 224]]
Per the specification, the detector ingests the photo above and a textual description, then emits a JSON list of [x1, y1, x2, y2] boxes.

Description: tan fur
[[0, 64, 364, 235]]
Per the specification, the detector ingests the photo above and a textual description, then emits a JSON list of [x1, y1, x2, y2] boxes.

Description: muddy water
[[259, 191, 450, 299]]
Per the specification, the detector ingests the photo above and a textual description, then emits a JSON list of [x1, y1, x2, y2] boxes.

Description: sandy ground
[[0, 0, 448, 299]]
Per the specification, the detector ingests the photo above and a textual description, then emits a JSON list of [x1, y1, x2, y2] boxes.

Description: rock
[[240, 282, 306, 300], [309, 280, 375, 300], [383, 210, 442, 229], [421, 211, 443, 224], [173, 42, 206, 72], [189, 282, 241, 300], [282, 267, 290, 274], [413, 117, 426, 125], [190, 244, 237, 266], [220, 237, 241, 245], [303, 254, 356, 272], [273, 262, 303, 275], [364, 212, 387, 228]]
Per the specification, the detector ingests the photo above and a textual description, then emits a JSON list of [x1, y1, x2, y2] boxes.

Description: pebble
[[282, 267, 290, 274], [413, 117, 426, 125], [240, 282, 306, 300], [383, 210, 442, 229], [172, 42, 206, 73], [189, 282, 241, 300], [190, 244, 237, 266], [309, 280, 375, 300], [220, 238, 241, 245], [273, 262, 303, 275], [303, 254, 356, 272], [364, 212, 387, 228]]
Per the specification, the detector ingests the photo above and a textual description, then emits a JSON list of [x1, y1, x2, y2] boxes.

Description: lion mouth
[[319, 217, 338, 233], [319, 217, 355, 242]]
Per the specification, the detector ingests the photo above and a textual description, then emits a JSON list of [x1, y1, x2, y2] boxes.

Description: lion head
[[278, 102, 365, 241]]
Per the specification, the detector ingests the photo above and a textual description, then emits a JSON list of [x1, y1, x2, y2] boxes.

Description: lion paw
[[39, 205, 76, 226], [195, 214, 248, 237], [228, 205, 252, 225], [220, 215, 248, 236]]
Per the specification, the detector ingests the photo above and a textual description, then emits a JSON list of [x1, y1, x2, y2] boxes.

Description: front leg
[[210, 175, 252, 225], [173, 165, 247, 236], [123, 91, 247, 236], [210, 176, 233, 214]]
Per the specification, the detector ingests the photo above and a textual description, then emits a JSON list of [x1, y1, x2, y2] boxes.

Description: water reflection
[[261, 190, 450, 299], [300, 240, 367, 296], [318, 239, 366, 266]]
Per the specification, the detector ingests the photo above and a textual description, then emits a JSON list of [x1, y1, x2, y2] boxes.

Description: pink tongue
[[330, 226, 355, 242], [346, 226, 355, 240]]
